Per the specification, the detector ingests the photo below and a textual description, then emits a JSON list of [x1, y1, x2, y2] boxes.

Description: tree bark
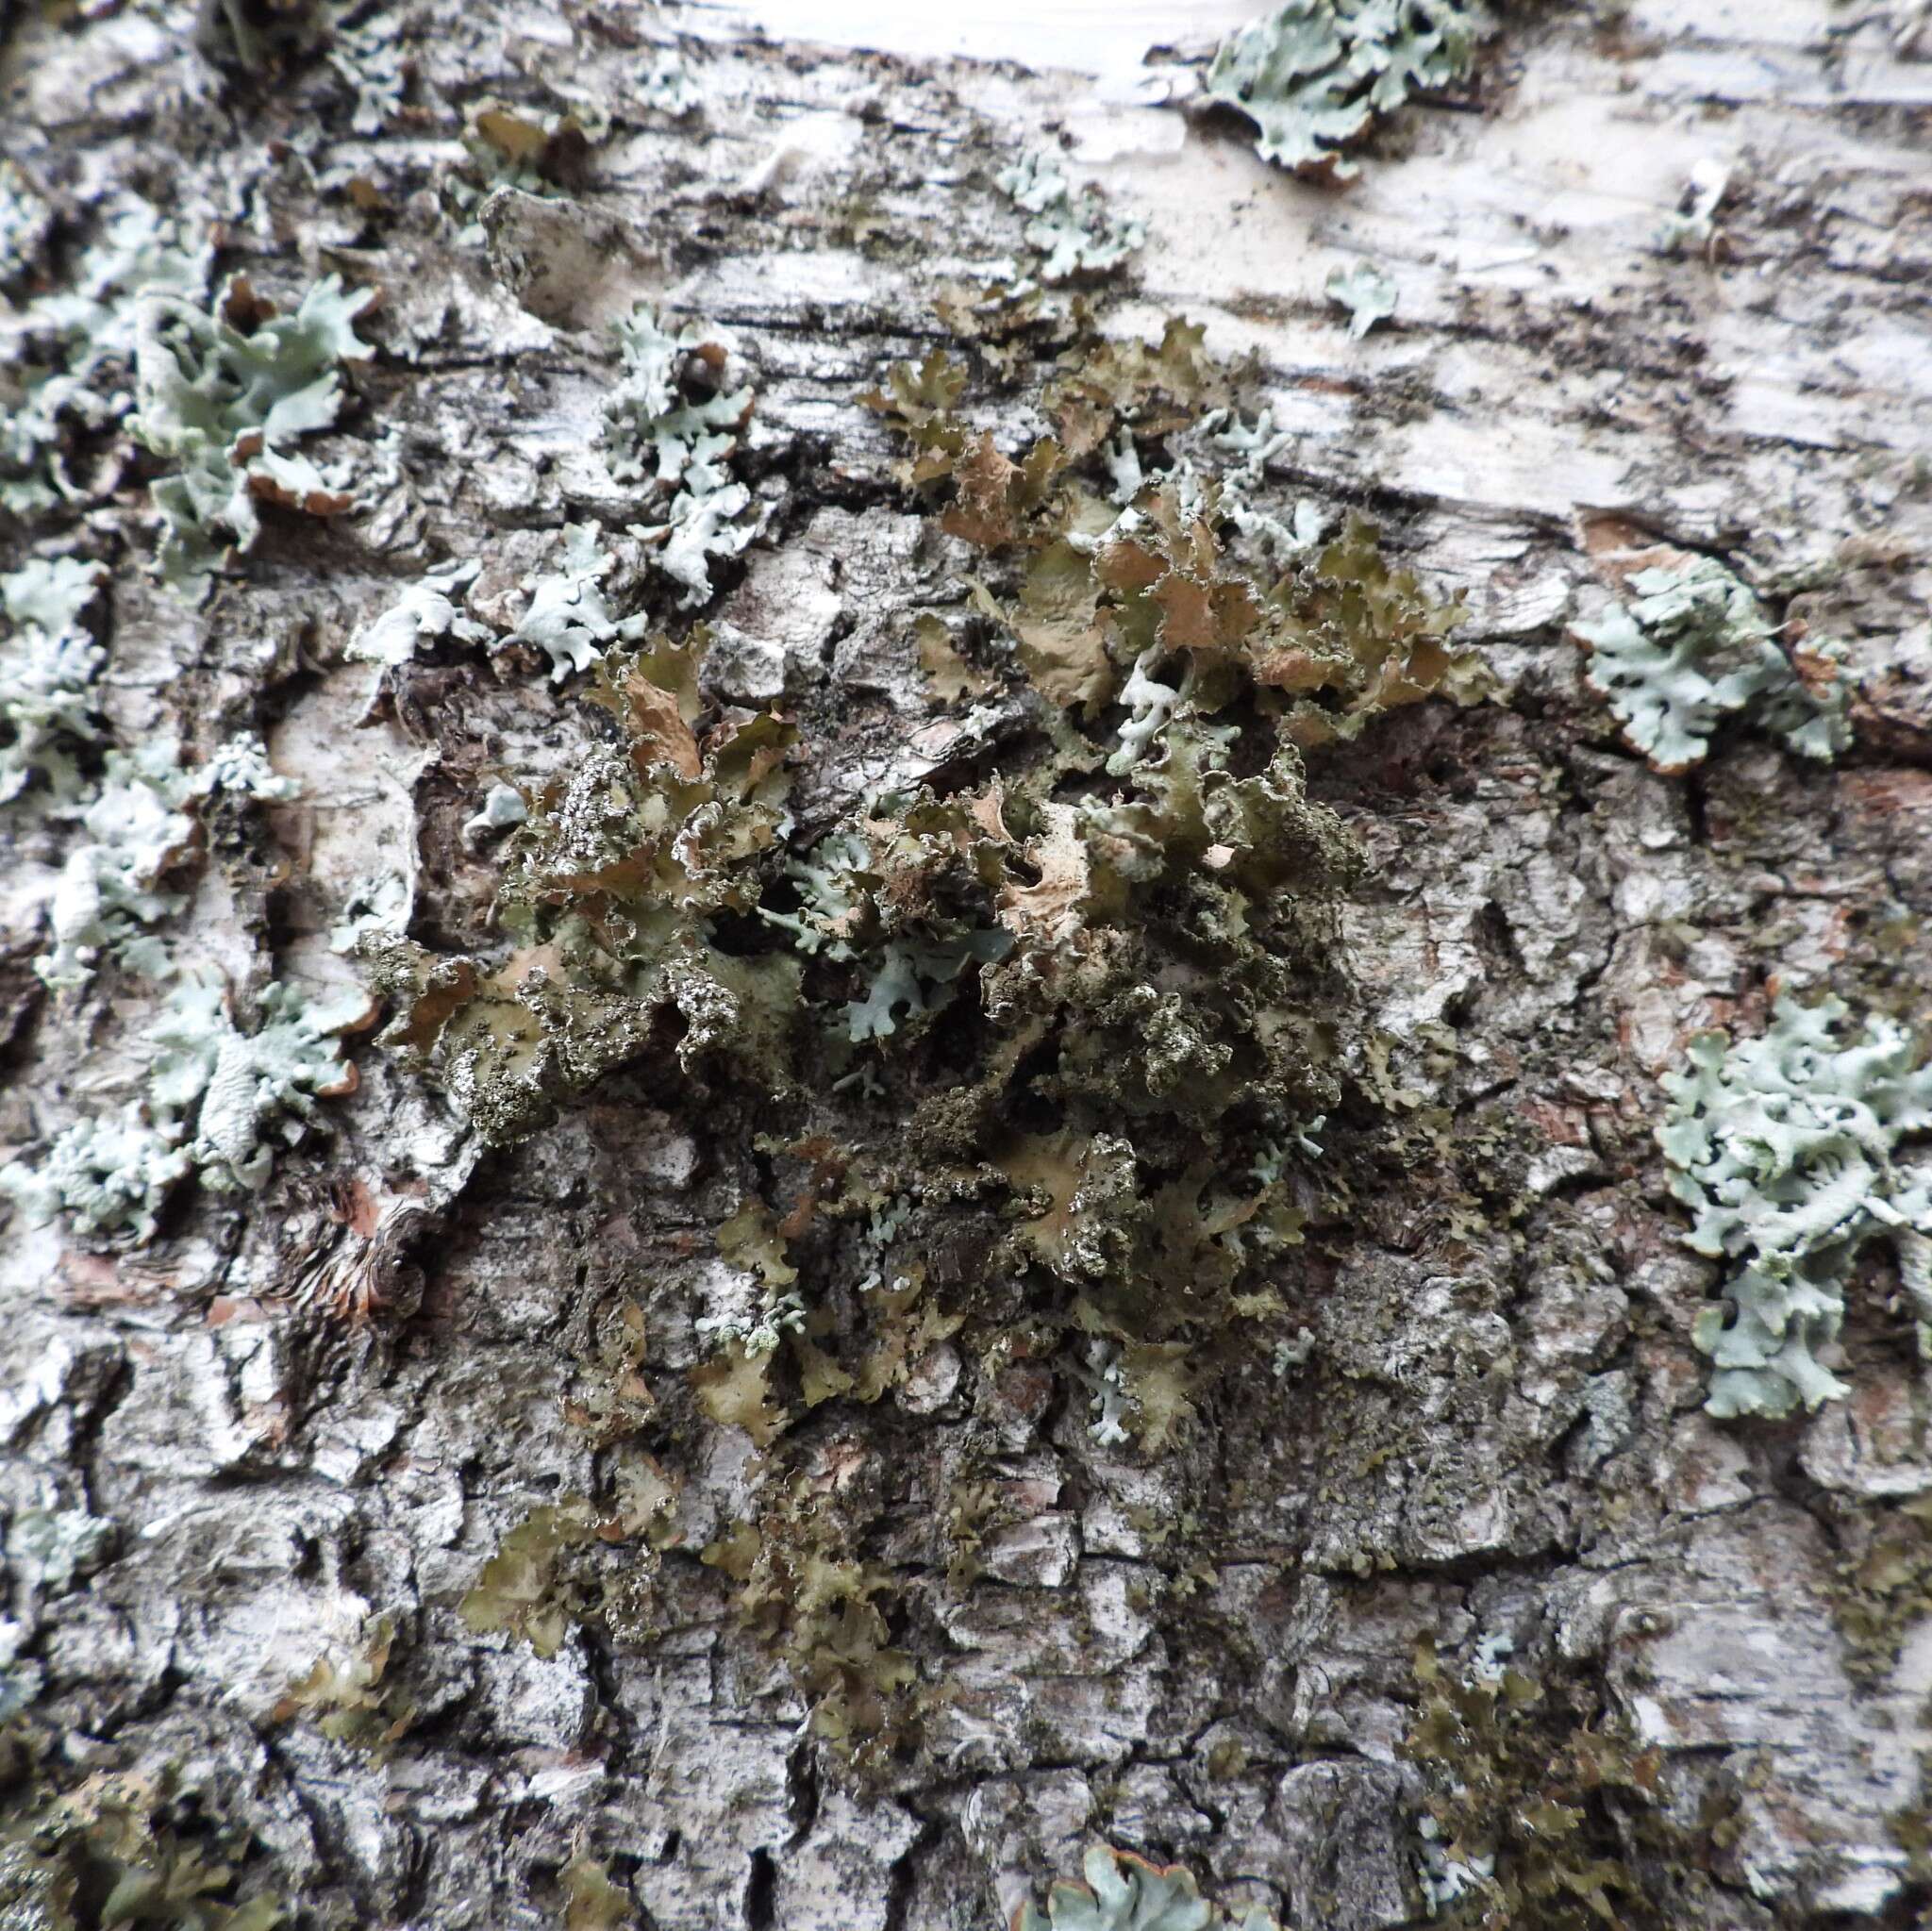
[[4, 3, 1932, 1928]]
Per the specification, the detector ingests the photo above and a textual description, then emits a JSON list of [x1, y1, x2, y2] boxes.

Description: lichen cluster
[[1403, 1641, 1681, 1929], [0, 193, 210, 513], [1657, 992, 1932, 1419], [0, 1719, 283, 1930], [1575, 555, 1850, 774], [1203, 0, 1490, 178], [0, 554, 105, 803], [130, 272, 375, 597], [382, 321, 1482, 1461], [1013, 1844, 1278, 1931], [3, 975, 368, 1241], [378, 301, 1488, 1753], [995, 151, 1144, 284]]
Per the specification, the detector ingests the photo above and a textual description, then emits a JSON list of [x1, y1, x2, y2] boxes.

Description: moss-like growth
[[1403, 1641, 1680, 1928], [0, 1718, 284, 1929]]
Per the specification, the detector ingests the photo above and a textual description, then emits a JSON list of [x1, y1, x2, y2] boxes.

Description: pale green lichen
[[192, 732, 300, 804], [131, 273, 375, 598], [1574, 558, 1851, 773], [7, 1509, 116, 1594], [996, 150, 1144, 283], [602, 307, 760, 607], [148, 979, 363, 1193], [1655, 159, 1730, 258], [1013, 1845, 1278, 1931], [0, 160, 51, 287], [36, 738, 296, 990], [501, 523, 646, 680], [327, 8, 408, 135], [36, 747, 199, 990], [346, 559, 488, 666], [329, 873, 410, 953], [0, 1106, 191, 1245], [0, 556, 106, 803], [1326, 259, 1397, 338], [1, 195, 209, 513], [461, 781, 526, 842], [4, 978, 362, 1242], [1204, 0, 1489, 179], [1658, 993, 1932, 1419]]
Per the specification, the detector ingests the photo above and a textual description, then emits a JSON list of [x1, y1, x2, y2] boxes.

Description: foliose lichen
[[4, 976, 364, 1242], [130, 272, 375, 597], [1657, 992, 1932, 1419], [1, 195, 209, 513], [345, 558, 489, 666], [995, 151, 1144, 284], [1203, 0, 1490, 179], [1574, 556, 1851, 774], [1403, 1640, 1679, 1929], [402, 308, 1490, 1737], [0, 1717, 285, 1929], [35, 736, 296, 991], [271, 1615, 412, 1754], [501, 522, 647, 681], [1012, 1844, 1278, 1931], [601, 306, 760, 607], [0, 555, 106, 803], [1326, 259, 1397, 339], [637, 49, 701, 117], [34, 746, 200, 990]]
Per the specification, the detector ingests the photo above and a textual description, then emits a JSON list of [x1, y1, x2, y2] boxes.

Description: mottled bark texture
[[4, 3, 1932, 1928]]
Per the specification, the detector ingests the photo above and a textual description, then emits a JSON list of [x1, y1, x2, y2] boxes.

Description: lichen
[[1403, 1640, 1679, 1929], [130, 272, 375, 598], [460, 1467, 681, 1658], [1, 195, 209, 513], [4, 975, 365, 1243], [601, 307, 760, 607], [389, 309, 1492, 1748], [34, 736, 297, 991], [326, 8, 409, 134], [1203, 1, 1490, 179], [636, 50, 701, 117], [34, 747, 199, 991], [1326, 259, 1398, 338], [147, 977, 365, 1193], [1012, 1844, 1279, 1931], [271, 1615, 411, 1754], [0, 1106, 191, 1245], [701, 1473, 917, 1756], [996, 151, 1144, 284], [1574, 556, 1852, 774], [0, 1718, 285, 1930], [500, 523, 647, 681], [1657, 992, 1932, 1419], [346, 558, 489, 666], [0, 555, 106, 803]]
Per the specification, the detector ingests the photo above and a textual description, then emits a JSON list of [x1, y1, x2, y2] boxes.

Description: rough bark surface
[[4, 3, 1932, 1928]]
